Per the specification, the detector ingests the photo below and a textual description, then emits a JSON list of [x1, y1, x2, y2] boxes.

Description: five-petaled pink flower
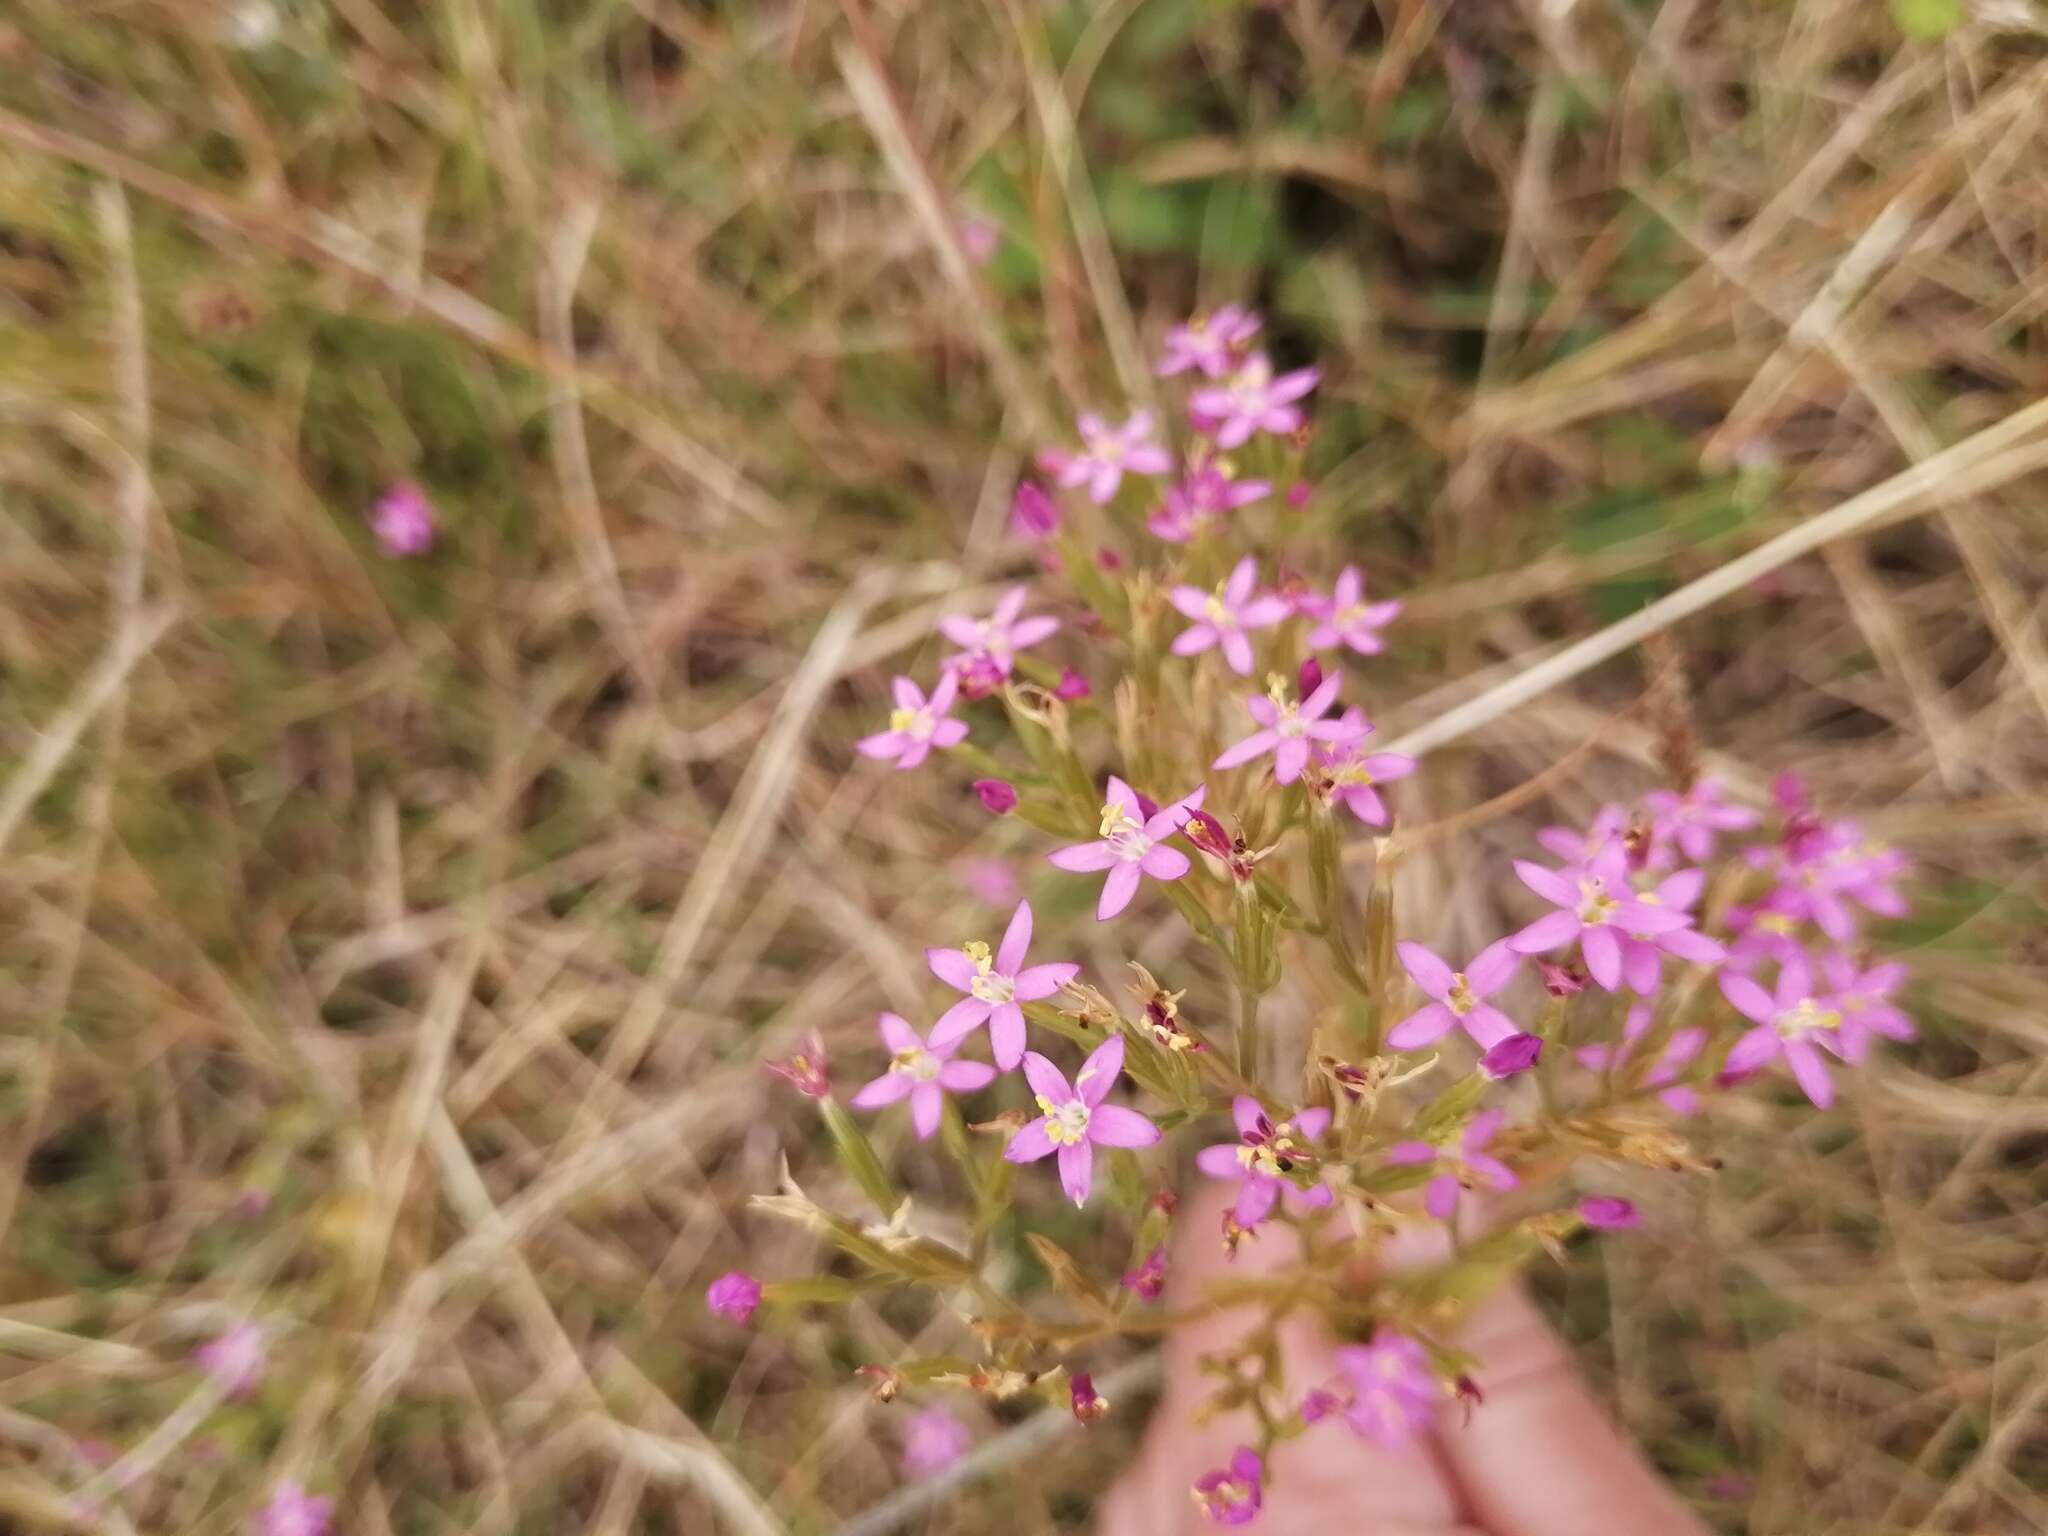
[[1057, 410, 1173, 504], [1212, 673, 1365, 784], [1314, 712, 1418, 826], [1195, 1097, 1334, 1227], [706, 1271, 762, 1323], [1188, 354, 1319, 450], [1719, 949, 1848, 1109], [371, 482, 435, 557], [939, 585, 1060, 680], [1168, 556, 1290, 676], [1387, 1108, 1518, 1221], [193, 1322, 267, 1399], [1535, 804, 1631, 867], [857, 673, 969, 770], [1004, 1035, 1161, 1205], [1643, 777, 1758, 864], [900, 1408, 972, 1480], [1191, 1447, 1264, 1525], [1048, 777, 1206, 920], [1147, 464, 1270, 543], [1387, 941, 1521, 1050], [1576, 1004, 1705, 1113], [849, 1012, 999, 1139], [1332, 1330, 1440, 1450], [1822, 950, 1914, 1062], [1306, 565, 1401, 655], [255, 1481, 333, 1536], [1505, 850, 1694, 991], [1158, 305, 1262, 378], [1612, 867, 1728, 994], [926, 899, 1078, 1069]]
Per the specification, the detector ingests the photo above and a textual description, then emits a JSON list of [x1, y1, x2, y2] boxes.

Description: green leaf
[[1891, 0, 1963, 39], [820, 1098, 902, 1218]]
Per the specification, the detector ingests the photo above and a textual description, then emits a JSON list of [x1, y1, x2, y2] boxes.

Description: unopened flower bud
[[1578, 1196, 1641, 1230], [1480, 1033, 1543, 1079], [972, 778, 1018, 815], [1070, 1372, 1111, 1424], [952, 653, 1005, 701], [1285, 481, 1312, 509], [1054, 666, 1092, 701], [706, 1271, 762, 1323], [1010, 481, 1060, 542], [1297, 656, 1325, 700]]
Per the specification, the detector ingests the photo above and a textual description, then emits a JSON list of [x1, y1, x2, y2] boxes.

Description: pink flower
[[926, 899, 1078, 1069], [1167, 556, 1290, 675], [1190, 1447, 1264, 1525], [1479, 1032, 1543, 1078], [1054, 666, 1091, 701], [764, 1033, 831, 1098], [1315, 715, 1418, 826], [1332, 1330, 1440, 1451], [193, 1322, 266, 1398], [255, 1482, 333, 1536], [956, 213, 1000, 266], [849, 1012, 999, 1139], [955, 857, 1019, 907], [370, 482, 435, 557], [857, 673, 969, 770], [1010, 481, 1060, 542], [1535, 804, 1631, 866], [1194, 1097, 1333, 1227], [900, 1408, 971, 1479], [1576, 1004, 1706, 1114], [1004, 1035, 1161, 1205], [973, 779, 1018, 815], [1387, 941, 1521, 1050], [1722, 892, 1807, 972], [1305, 565, 1401, 655], [1057, 410, 1173, 504], [1188, 354, 1319, 450], [1147, 463, 1270, 543], [1821, 951, 1914, 1062], [1070, 1372, 1109, 1423], [1643, 777, 1758, 864], [1048, 777, 1206, 920], [1121, 1245, 1168, 1300], [1158, 305, 1261, 378], [940, 585, 1060, 681], [706, 1271, 762, 1323], [1505, 850, 1694, 991], [1613, 868, 1728, 994], [1719, 949, 1847, 1109], [1211, 673, 1365, 784], [1387, 1108, 1518, 1221], [1579, 1196, 1640, 1230]]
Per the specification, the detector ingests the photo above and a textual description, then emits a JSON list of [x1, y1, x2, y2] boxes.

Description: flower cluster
[[737, 308, 1926, 1524]]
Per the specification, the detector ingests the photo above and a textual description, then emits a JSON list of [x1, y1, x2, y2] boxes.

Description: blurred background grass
[[1, 0, 2045, 1531]]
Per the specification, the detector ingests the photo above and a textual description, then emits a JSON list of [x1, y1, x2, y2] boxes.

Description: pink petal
[[1720, 973, 1776, 1025], [930, 718, 969, 748], [1057, 1140, 1095, 1205], [1274, 737, 1311, 784], [1021, 1051, 1072, 1104], [929, 996, 992, 1048], [1386, 1001, 1455, 1049], [1396, 942, 1456, 999], [938, 1060, 997, 1092], [988, 1003, 1027, 1070], [997, 900, 1033, 975], [1465, 941, 1520, 995], [1167, 586, 1214, 621], [1077, 1035, 1126, 1105], [1230, 1095, 1266, 1136], [1723, 1024, 1782, 1075], [850, 1073, 912, 1109], [1507, 909, 1582, 953], [927, 947, 980, 992], [1621, 939, 1663, 995], [910, 1083, 943, 1140], [1295, 1107, 1331, 1140], [1237, 597, 1292, 628], [1012, 963, 1078, 1001], [891, 677, 925, 711], [1513, 860, 1579, 906], [1005, 1120, 1056, 1163], [1424, 1174, 1460, 1221], [1582, 926, 1623, 990], [1462, 1004, 1517, 1049], [1234, 1175, 1280, 1227], [1783, 1038, 1834, 1109], [1213, 730, 1279, 771], [877, 1011, 921, 1054], [1172, 625, 1219, 657], [1385, 1141, 1436, 1166], [1140, 845, 1190, 880], [1225, 556, 1258, 604], [1098, 861, 1143, 919], [1048, 841, 1117, 873], [1196, 1144, 1248, 1179], [937, 615, 983, 649], [1009, 615, 1059, 647], [1221, 631, 1255, 675], [1088, 1104, 1160, 1148], [856, 731, 906, 760]]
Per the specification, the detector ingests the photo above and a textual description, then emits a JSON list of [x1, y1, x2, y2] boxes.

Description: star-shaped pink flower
[[1003, 1035, 1160, 1205], [1056, 410, 1173, 504], [1305, 565, 1401, 655], [1194, 1097, 1333, 1228], [926, 899, 1078, 1069], [1387, 940, 1521, 1049], [938, 585, 1059, 680], [1211, 673, 1364, 784], [1188, 354, 1319, 449], [856, 673, 968, 770], [1167, 556, 1290, 676], [1157, 305, 1262, 378], [849, 1011, 999, 1139], [1048, 777, 1206, 920]]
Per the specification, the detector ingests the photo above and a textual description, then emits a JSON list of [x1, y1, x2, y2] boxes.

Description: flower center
[[1576, 878, 1618, 926], [1756, 912, 1797, 934], [1447, 973, 1475, 1015], [1232, 357, 1272, 400], [1194, 1478, 1253, 1517], [1774, 997, 1841, 1040], [1204, 591, 1237, 628], [1039, 1097, 1092, 1145], [888, 707, 916, 733], [962, 940, 1014, 1002], [891, 1047, 941, 1081], [1099, 800, 1138, 838]]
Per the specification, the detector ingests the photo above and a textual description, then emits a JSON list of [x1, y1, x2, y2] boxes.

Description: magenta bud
[[1285, 481, 1312, 509], [1578, 1196, 1641, 1231], [1070, 1372, 1109, 1423], [1297, 656, 1325, 699], [952, 654, 1004, 701], [973, 779, 1018, 815], [1010, 481, 1059, 542], [706, 1271, 762, 1323], [1054, 666, 1091, 701], [1480, 1032, 1543, 1079], [1181, 809, 1232, 860], [1096, 546, 1125, 571]]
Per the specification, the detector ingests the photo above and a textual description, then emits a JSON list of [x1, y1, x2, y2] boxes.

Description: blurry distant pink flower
[[255, 1482, 332, 1536], [1720, 949, 1847, 1108], [1614, 867, 1727, 995], [1579, 1196, 1640, 1230], [1506, 849, 1692, 991], [1054, 666, 1091, 701], [956, 858, 1019, 908], [849, 1011, 998, 1139], [1121, 1244, 1167, 1300], [956, 214, 999, 267], [1316, 713, 1417, 827], [1010, 481, 1060, 542], [1004, 1035, 1160, 1205], [940, 586, 1059, 680], [1387, 1108, 1518, 1221], [1147, 463, 1269, 543], [1157, 305, 1261, 378], [1191, 1447, 1264, 1525], [1305, 565, 1401, 655], [1211, 673, 1363, 784], [1388, 941, 1520, 1050], [857, 673, 968, 770], [1576, 1003, 1706, 1114], [1167, 556, 1290, 676], [764, 1033, 830, 1099], [1332, 1329, 1440, 1451], [706, 1271, 762, 1323], [370, 481, 434, 557], [1188, 354, 1318, 450], [1644, 777, 1758, 864], [1057, 411, 1173, 504], [1535, 804, 1630, 867], [1822, 950, 1914, 1062], [193, 1322, 266, 1398], [1048, 777, 1205, 920], [900, 1408, 971, 1480], [927, 898, 1077, 1070]]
